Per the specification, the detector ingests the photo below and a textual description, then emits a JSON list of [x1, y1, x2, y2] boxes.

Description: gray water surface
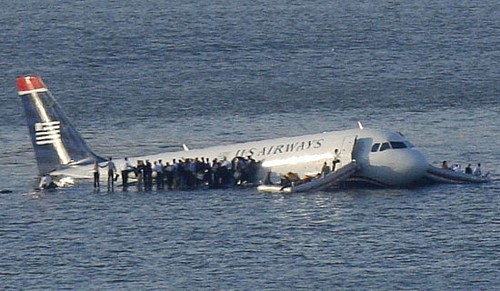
[[0, 1, 498, 289]]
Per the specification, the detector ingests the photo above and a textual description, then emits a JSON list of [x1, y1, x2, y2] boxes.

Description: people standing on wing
[[184, 158, 192, 189], [164, 162, 174, 190], [321, 162, 331, 177], [189, 158, 198, 188], [178, 159, 187, 190], [232, 157, 242, 184], [135, 160, 144, 191], [224, 156, 236, 187], [211, 158, 220, 188], [191, 158, 199, 188], [182, 158, 192, 188], [208, 158, 214, 182], [159, 159, 165, 189], [203, 158, 214, 186], [332, 149, 341, 171], [93, 161, 100, 190], [194, 157, 203, 187], [473, 163, 482, 176], [121, 157, 134, 190], [441, 161, 449, 170], [238, 157, 251, 184], [219, 157, 232, 187], [101, 157, 117, 191], [465, 164, 473, 174], [152, 161, 158, 186], [221, 156, 231, 171], [144, 160, 153, 191], [154, 160, 164, 190], [246, 155, 258, 184], [172, 159, 180, 189]]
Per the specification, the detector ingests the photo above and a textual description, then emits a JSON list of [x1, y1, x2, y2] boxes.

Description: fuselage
[[58, 128, 429, 187]]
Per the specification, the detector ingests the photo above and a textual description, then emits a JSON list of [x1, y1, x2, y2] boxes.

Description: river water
[[0, 1, 498, 289]]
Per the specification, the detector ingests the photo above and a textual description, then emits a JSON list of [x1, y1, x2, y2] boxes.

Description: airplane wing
[[50, 166, 93, 179]]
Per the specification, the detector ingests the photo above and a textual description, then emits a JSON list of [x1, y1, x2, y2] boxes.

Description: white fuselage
[[56, 128, 429, 187]]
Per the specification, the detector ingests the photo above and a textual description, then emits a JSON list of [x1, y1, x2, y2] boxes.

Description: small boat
[[425, 165, 491, 184], [258, 161, 358, 193]]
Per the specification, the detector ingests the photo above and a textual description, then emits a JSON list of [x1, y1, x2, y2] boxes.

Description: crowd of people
[[96, 155, 261, 191], [38, 157, 488, 191], [441, 160, 483, 176]]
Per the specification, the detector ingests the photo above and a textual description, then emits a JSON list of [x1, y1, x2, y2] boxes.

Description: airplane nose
[[375, 148, 428, 186], [362, 147, 430, 187], [402, 149, 428, 183]]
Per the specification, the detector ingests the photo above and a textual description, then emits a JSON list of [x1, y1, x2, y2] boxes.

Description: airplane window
[[371, 143, 380, 152], [380, 142, 391, 151], [390, 141, 407, 149]]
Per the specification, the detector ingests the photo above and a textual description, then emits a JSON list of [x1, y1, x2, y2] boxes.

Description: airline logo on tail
[[35, 121, 62, 145]]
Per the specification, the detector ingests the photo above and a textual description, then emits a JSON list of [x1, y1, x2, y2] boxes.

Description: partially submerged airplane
[[16, 75, 491, 191]]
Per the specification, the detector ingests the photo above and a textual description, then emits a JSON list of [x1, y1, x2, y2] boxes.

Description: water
[[0, 0, 499, 289]]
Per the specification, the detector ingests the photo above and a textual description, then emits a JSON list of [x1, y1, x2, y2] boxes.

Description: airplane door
[[340, 135, 358, 163]]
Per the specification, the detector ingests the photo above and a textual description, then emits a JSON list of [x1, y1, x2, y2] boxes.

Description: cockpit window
[[372, 141, 409, 152], [380, 142, 391, 151], [390, 141, 407, 149]]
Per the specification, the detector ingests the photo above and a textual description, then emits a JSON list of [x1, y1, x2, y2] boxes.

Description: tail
[[17, 75, 104, 176]]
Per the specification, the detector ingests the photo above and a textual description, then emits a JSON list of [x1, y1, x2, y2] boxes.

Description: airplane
[[16, 75, 489, 191]]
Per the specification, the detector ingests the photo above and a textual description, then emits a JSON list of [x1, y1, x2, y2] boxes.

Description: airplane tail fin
[[17, 75, 104, 176]]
